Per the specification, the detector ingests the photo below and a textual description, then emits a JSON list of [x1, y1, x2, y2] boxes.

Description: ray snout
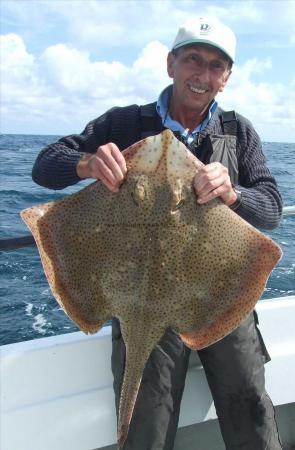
[[123, 130, 203, 183]]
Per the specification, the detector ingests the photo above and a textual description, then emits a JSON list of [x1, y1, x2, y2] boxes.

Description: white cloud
[[0, 33, 170, 134], [1, 32, 294, 141], [40, 44, 127, 94], [219, 58, 295, 141], [2, 33, 35, 81], [1, 33, 43, 116]]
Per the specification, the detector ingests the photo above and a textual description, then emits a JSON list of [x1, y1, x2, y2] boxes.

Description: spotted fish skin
[[21, 130, 282, 448]]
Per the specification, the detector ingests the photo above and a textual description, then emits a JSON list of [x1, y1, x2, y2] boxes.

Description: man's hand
[[193, 162, 237, 206], [77, 143, 127, 192]]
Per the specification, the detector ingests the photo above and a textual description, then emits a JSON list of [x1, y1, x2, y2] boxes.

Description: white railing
[[283, 205, 295, 216]]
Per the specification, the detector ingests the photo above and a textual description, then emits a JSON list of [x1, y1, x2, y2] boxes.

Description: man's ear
[[167, 52, 175, 79], [218, 70, 232, 92]]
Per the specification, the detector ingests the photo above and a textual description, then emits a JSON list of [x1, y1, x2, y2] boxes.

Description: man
[[32, 17, 283, 450]]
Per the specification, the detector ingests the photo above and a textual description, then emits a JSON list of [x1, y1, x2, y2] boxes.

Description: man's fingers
[[193, 162, 235, 205], [97, 159, 121, 186], [110, 144, 127, 175], [87, 156, 116, 186], [86, 155, 121, 191], [194, 164, 225, 190], [98, 171, 119, 192], [195, 173, 229, 197], [76, 142, 126, 192], [197, 185, 227, 204], [193, 162, 232, 203], [97, 144, 126, 184]]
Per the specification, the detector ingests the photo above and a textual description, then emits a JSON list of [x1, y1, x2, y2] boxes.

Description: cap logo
[[200, 23, 211, 35]]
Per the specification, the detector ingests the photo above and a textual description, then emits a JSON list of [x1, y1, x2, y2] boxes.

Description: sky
[[1, 0, 295, 142]]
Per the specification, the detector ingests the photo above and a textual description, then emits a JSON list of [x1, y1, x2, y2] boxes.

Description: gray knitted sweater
[[32, 103, 282, 230]]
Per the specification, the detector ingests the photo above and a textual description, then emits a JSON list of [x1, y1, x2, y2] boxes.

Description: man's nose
[[189, 59, 209, 79], [194, 64, 211, 80], [192, 57, 213, 78]]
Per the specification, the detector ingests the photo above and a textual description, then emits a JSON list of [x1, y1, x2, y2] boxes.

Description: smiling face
[[167, 44, 232, 128]]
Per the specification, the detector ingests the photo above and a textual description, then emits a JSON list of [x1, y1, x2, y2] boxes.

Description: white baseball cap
[[172, 17, 236, 63]]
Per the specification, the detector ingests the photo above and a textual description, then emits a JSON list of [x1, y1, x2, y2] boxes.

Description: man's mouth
[[188, 83, 208, 94]]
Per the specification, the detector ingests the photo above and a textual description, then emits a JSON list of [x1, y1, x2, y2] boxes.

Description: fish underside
[[21, 130, 282, 448]]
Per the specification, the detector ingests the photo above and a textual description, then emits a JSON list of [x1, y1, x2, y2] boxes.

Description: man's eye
[[190, 55, 200, 62], [211, 62, 225, 72], [185, 54, 200, 63]]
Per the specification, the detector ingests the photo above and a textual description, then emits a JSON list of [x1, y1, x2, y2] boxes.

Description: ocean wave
[[32, 313, 48, 335]]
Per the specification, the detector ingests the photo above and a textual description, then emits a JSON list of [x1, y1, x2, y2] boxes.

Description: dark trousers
[[111, 312, 283, 450]]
